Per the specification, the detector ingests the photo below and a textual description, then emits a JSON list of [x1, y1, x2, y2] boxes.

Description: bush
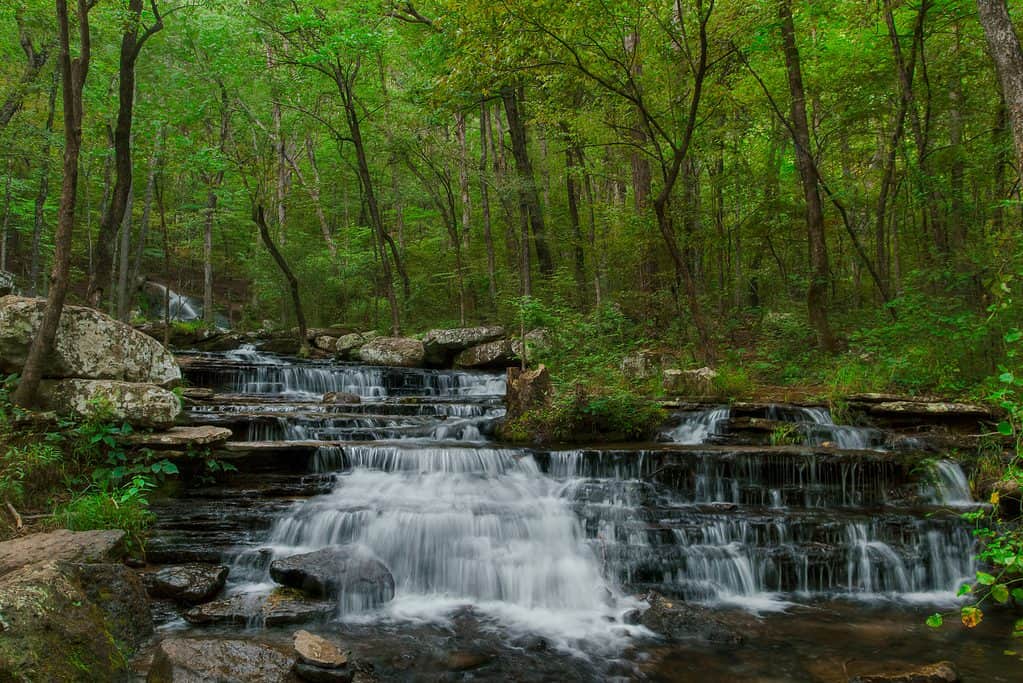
[[0, 442, 63, 507], [55, 476, 156, 550]]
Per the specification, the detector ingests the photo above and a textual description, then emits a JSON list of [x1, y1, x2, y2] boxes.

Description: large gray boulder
[[422, 326, 505, 365], [355, 337, 425, 368], [0, 295, 180, 385], [269, 546, 395, 610], [335, 332, 380, 359], [148, 638, 295, 683], [145, 564, 229, 604], [39, 378, 181, 428], [455, 339, 522, 369]]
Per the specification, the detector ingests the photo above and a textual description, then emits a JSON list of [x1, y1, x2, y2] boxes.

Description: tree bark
[[779, 0, 837, 352], [13, 0, 93, 408], [129, 131, 161, 295], [501, 86, 554, 277], [977, 0, 1023, 175], [29, 69, 60, 297], [479, 100, 498, 311], [87, 0, 163, 308], [0, 12, 49, 131], [254, 204, 309, 355]]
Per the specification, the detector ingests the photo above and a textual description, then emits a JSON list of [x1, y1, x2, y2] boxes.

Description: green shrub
[[0, 442, 63, 506], [712, 365, 754, 398], [55, 476, 156, 550]]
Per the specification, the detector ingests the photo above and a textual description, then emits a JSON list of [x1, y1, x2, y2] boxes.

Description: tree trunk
[[30, 69, 59, 297], [779, 0, 837, 352], [479, 100, 498, 312], [565, 145, 587, 303], [129, 132, 161, 294], [0, 12, 49, 131], [86, 0, 162, 308], [978, 0, 1023, 175], [115, 182, 134, 319], [501, 86, 554, 277], [203, 189, 216, 323], [0, 164, 12, 272], [456, 112, 472, 249], [254, 204, 309, 355], [13, 0, 92, 408]]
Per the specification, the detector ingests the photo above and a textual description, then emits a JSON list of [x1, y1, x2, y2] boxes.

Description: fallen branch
[[4, 498, 23, 531]]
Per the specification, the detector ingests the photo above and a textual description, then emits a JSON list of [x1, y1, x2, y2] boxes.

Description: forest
[[1, 0, 1021, 396], [2, 2, 1023, 681]]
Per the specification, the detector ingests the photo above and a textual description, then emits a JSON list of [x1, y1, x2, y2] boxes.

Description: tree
[[977, 0, 1023, 175], [13, 0, 94, 408]]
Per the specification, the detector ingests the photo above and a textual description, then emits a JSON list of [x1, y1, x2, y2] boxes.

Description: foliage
[[0, 442, 63, 506], [54, 476, 156, 550]]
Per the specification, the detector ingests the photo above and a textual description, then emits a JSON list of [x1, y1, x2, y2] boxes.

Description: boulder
[[323, 392, 362, 405], [663, 367, 719, 397], [183, 591, 335, 626], [314, 336, 339, 353], [148, 638, 295, 683], [259, 337, 303, 355], [849, 661, 959, 683], [455, 339, 522, 369], [355, 337, 425, 368], [505, 365, 553, 422], [0, 270, 14, 296], [293, 630, 348, 668], [295, 661, 354, 683], [38, 378, 181, 428], [422, 326, 505, 365], [620, 350, 665, 381], [269, 546, 395, 608], [0, 295, 180, 385], [523, 327, 553, 356], [146, 564, 229, 604], [0, 529, 152, 682], [335, 332, 380, 359]]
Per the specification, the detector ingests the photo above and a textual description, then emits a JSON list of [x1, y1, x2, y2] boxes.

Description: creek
[[145, 348, 1021, 681]]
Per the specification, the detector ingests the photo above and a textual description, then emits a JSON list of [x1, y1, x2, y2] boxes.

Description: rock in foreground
[[39, 378, 181, 428], [269, 546, 395, 609], [148, 638, 295, 683], [849, 661, 959, 683], [183, 591, 335, 626], [455, 338, 521, 369], [0, 295, 180, 385]]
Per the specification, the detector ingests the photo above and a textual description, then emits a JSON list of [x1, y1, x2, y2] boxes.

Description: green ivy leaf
[[925, 613, 943, 628], [956, 583, 972, 596], [997, 421, 1014, 436], [1012, 588, 1023, 602], [977, 571, 997, 585], [992, 584, 1010, 603]]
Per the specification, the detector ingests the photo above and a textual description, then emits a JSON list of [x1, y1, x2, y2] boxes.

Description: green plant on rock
[[55, 475, 156, 550], [769, 424, 801, 447]]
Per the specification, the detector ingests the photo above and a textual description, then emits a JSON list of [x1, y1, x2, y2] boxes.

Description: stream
[[145, 348, 1021, 681]]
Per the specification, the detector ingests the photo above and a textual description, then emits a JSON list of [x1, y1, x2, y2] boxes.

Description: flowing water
[[145, 351, 1019, 680]]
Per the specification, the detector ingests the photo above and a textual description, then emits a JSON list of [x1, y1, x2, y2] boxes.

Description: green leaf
[[1001, 372, 1016, 384], [1012, 588, 1023, 602], [998, 421, 1014, 436], [977, 571, 997, 585], [956, 583, 972, 596], [992, 584, 1010, 603], [925, 613, 943, 628]]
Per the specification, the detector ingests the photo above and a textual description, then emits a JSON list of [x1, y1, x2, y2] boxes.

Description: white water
[[662, 406, 730, 444], [925, 460, 974, 507]]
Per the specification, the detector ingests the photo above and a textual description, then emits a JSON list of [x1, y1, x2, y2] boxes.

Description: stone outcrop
[[123, 426, 232, 449], [148, 638, 295, 683], [0, 295, 180, 385], [620, 350, 667, 381], [505, 365, 552, 422], [0, 529, 152, 682], [355, 337, 425, 368], [269, 546, 395, 607], [663, 367, 719, 397], [422, 326, 505, 365], [323, 392, 361, 405], [455, 339, 522, 369], [145, 564, 229, 604], [38, 378, 181, 429]]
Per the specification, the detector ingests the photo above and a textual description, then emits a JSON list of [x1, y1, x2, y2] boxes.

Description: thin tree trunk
[[129, 132, 161, 293], [978, 0, 1023, 175], [115, 183, 134, 319], [14, 0, 92, 408], [30, 69, 59, 297], [501, 86, 554, 277], [0, 163, 12, 273], [565, 145, 587, 302], [479, 101, 498, 312], [87, 0, 162, 308], [779, 0, 836, 352], [0, 12, 49, 131], [254, 204, 309, 354], [456, 112, 472, 249]]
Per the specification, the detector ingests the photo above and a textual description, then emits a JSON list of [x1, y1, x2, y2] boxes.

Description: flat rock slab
[[146, 564, 229, 604], [184, 591, 335, 626], [294, 629, 348, 667], [849, 661, 959, 683], [124, 426, 233, 449], [148, 638, 295, 683], [0, 528, 125, 577]]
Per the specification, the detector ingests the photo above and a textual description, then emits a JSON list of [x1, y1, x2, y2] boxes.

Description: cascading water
[[163, 351, 982, 664], [767, 405, 886, 450]]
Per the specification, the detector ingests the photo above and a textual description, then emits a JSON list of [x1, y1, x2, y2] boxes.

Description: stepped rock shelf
[[137, 348, 1019, 681]]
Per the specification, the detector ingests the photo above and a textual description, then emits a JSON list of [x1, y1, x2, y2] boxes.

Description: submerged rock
[[356, 337, 425, 368], [148, 638, 295, 683], [849, 661, 960, 683], [294, 661, 354, 682], [422, 326, 505, 365], [323, 391, 362, 405], [0, 295, 180, 385], [183, 591, 335, 626], [269, 546, 395, 607], [639, 592, 745, 645], [146, 564, 229, 604], [38, 378, 181, 428]]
